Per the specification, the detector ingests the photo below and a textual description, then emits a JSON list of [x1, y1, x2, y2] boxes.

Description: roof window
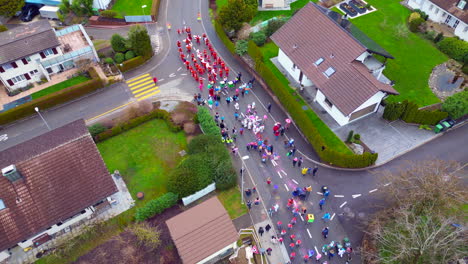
[[457, 0, 466, 9], [0, 199, 5, 210], [314, 57, 324, 66], [324, 67, 336, 77]]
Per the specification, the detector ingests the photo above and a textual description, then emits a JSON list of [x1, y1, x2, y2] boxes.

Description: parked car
[[20, 4, 41, 22]]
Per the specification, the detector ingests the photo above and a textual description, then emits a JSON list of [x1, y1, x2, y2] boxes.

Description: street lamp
[[141, 5, 150, 33], [34, 107, 51, 131]]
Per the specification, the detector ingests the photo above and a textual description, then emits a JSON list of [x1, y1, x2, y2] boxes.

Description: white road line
[[241, 155, 249, 160], [169, 73, 176, 77], [340, 201, 347, 208], [369, 189, 378, 193], [314, 246, 318, 253], [331, 213, 336, 221], [317, 192, 323, 195], [277, 171, 283, 179], [352, 194, 362, 198], [177, 67, 182, 71], [271, 160, 277, 166], [292, 179, 298, 184], [158, 78, 164, 82], [180, 73, 187, 76], [284, 184, 289, 191], [299, 214, 304, 221], [384, 182, 391, 187], [307, 229, 312, 238], [281, 170, 287, 176], [334, 195, 344, 198]]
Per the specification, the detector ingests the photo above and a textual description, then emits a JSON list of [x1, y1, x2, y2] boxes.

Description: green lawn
[[217, 187, 248, 219], [350, 0, 447, 106], [111, 0, 153, 17], [97, 119, 187, 205], [31, 76, 90, 100], [216, 0, 228, 9]]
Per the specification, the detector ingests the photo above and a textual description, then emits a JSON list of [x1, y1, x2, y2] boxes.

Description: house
[[166, 197, 239, 264], [0, 119, 118, 262], [25, 0, 112, 10], [407, 0, 468, 41], [271, 2, 399, 126], [0, 20, 99, 93], [259, 0, 287, 9]]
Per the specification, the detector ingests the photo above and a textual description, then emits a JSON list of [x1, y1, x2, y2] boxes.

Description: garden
[[111, 0, 153, 17]]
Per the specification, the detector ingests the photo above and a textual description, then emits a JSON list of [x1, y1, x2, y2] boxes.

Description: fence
[[181, 183, 216, 206], [124, 15, 152, 23]]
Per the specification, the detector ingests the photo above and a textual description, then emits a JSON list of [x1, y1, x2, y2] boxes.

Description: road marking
[[137, 90, 161, 101], [177, 67, 182, 71], [317, 192, 323, 195], [369, 189, 378, 193], [271, 160, 277, 166], [307, 229, 312, 238], [132, 84, 156, 94], [299, 214, 304, 221], [127, 77, 152, 86], [334, 195, 344, 198], [129, 80, 154, 90], [0, 134, 7, 141], [242, 155, 250, 160], [352, 194, 362, 198], [277, 171, 282, 178], [384, 182, 391, 187], [284, 184, 289, 191], [314, 246, 318, 254], [340, 201, 347, 208], [86, 101, 135, 122], [292, 179, 298, 184], [281, 170, 287, 176], [330, 213, 336, 221], [135, 87, 159, 98], [158, 78, 164, 82], [169, 73, 176, 77], [181, 73, 187, 76], [126, 73, 150, 83]]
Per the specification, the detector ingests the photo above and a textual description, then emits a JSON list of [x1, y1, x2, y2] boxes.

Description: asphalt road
[[0, 0, 467, 263]]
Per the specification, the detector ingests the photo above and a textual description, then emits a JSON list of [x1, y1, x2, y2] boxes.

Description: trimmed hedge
[[94, 109, 181, 142], [151, 0, 161, 20], [117, 56, 148, 72], [214, 20, 235, 54], [0, 72, 103, 125], [383, 100, 448, 125], [135, 192, 178, 222], [197, 106, 221, 137]]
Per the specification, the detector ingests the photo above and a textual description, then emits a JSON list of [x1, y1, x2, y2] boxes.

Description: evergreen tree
[[0, 0, 24, 17], [127, 25, 153, 58], [111, 34, 127, 53]]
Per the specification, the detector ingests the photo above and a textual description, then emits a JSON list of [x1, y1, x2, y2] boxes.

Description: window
[[464, 26, 468, 32], [429, 4, 433, 11], [324, 98, 333, 108], [0, 199, 5, 210], [314, 57, 324, 66], [11, 75, 26, 84], [442, 12, 447, 17], [30, 69, 38, 75], [44, 49, 54, 56], [3, 64, 13, 71], [323, 67, 336, 77], [435, 8, 439, 15], [453, 20, 460, 29], [46, 67, 53, 74], [292, 63, 296, 71], [457, 0, 466, 9]]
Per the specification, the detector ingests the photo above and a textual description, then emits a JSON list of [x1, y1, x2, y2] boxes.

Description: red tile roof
[[431, 0, 468, 24], [166, 197, 238, 264], [0, 120, 117, 251], [271, 2, 398, 116]]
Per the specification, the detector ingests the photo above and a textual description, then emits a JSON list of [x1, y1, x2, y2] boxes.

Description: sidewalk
[[254, 220, 290, 264]]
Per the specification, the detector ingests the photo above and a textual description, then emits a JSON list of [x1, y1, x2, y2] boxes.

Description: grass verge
[[31, 76, 90, 100], [111, 0, 153, 17], [217, 187, 248, 219]]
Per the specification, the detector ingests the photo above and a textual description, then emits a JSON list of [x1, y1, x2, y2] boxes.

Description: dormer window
[[324, 67, 336, 77], [457, 0, 466, 9], [314, 57, 324, 66]]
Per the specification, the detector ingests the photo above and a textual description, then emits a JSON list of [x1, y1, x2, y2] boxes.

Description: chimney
[[2, 165, 23, 182], [340, 14, 349, 28]]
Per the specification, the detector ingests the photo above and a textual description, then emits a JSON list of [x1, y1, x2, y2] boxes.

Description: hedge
[[117, 56, 148, 72], [134, 192, 178, 222], [0, 72, 103, 125], [214, 20, 235, 54], [151, 0, 161, 20], [442, 91, 468, 119], [437, 37, 468, 63], [383, 100, 448, 125], [197, 106, 222, 137], [94, 109, 181, 142]]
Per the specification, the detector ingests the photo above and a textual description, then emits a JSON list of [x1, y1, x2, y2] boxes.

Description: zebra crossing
[[126, 73, 160, 101]]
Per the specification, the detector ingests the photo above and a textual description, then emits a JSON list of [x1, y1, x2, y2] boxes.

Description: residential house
[[271, 2, 398, 126], [0, 119, 118, 262], [259, 0, 287, 9], [166, 197, 239, 264], [0, 20, 99, 93], [407, 0, 468, 41]]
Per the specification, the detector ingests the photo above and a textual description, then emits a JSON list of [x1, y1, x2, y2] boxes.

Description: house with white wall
[[259, 0, 287, 9], [271, 2, 398, 126], [407, 0, 468, 41], [0, 20, 99, 94]]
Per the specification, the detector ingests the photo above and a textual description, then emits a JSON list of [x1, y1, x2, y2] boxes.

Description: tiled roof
[[271, 2, 398, 115], [0, 120, 118, 251], [0, 20, 60, 65], [431, 0, 468, 24], [166, 197, 238, 264]]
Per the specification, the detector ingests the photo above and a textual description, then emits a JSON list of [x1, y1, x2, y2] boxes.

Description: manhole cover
[[302, 105, 308, 110]]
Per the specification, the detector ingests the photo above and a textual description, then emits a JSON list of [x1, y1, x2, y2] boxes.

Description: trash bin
[[434, 124, 443, 133]]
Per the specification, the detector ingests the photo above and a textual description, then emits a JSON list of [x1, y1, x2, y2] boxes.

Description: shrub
[[265, 18, 286, 38], [117, 56, 148, 72], [409, 17, 425, 33], [114, 52, 125, 64], [402, 101, 448, 125], [463, 64, 468, 75], [437, 37, 468, 63], [187, 134, 222, 155], [88, 123, 107, 138], [235, 40, 249, 55], [0, 25, 7, 32], [408, 12, 421, 23], [125, 50, 135, 60], [353, 134, 361, 141], [129, 223, 161, 249], [100, 10, 118, 18], [214, 20, 236, 54], [413, 9, 428, 20], [433, 32, 444, 43], [213, 158, 237, 190], [127, 25, 153, 59], [197, 107, 221, 137], [110, 34, 127, 53], [251, 31, 267, 46], [104, 57, 114, 64], [383, 101, 408, 121], [442, 91, 468, 119], [346, 130, 354, 143], [134, 192, 178, 222]]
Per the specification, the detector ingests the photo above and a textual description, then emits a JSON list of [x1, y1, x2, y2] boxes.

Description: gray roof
[[0, 20, 60, 65]]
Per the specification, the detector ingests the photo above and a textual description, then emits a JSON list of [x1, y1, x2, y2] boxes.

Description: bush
[[114, 52, 125, 64], [187, 134, 222, 155], [197, 107, 221, 137], [134, 192, 178, 222], [235, 40, 249, 55], [353, 134, 361, 140], [0, 25, 7, 32], [100, 10, 118, 18], [442, 91, 468, 119], [413, 9, 428, 20], [117, 56, 148, 72], [88, 123, 107, 138], [110, 34, 127, 53], [402, 101, 448, 125], [104, 57, 114, 64], [433, 32, 444, 43], [265, 18, 286, 38], [383, 101, 408, 121], [214, 20, 236, 54], [437, 37, 468, 63], [251, 31, 267, 46], [129, 223, 161, 249], [409, 17, 425, 33], [346, 130, 354, 143], [463, 64, 468, 75], [125, 50, 135, 60], [167, 155, 212, 198], [408, 12, 421, 23], [127, 25, 153, 59]]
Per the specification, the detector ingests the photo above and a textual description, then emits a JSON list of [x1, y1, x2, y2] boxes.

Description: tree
[[437, 37, 468, 63], [127, 25, 153, 58], [265, 19, 286, 37], [235, 39, 248, 55], [442, 90, 468, 119], [251, 31, 266, 46], [218, 0, 257, 31], [111, 34, 127, 53], [0, 0, 24, 17], [114, 52, 125, 63]]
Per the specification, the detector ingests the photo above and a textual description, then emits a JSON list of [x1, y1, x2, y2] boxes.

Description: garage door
[[349, 103, 377, 121]]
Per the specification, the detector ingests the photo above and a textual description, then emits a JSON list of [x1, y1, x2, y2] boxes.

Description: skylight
[[314, 57, 324, 66], [0, 199, 5, 210], [324, 67, 336, 77]]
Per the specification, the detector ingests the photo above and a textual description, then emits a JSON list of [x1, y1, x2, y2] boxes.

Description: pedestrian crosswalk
[[126, 73, 160, 101]]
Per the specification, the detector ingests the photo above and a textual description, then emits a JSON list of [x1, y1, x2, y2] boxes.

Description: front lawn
[[97, 119, 187, 205], [111, 0, 153, 17], [350, 0, 447, 106], [217, 187, 248, 219], [31, 76, 90, 100]]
